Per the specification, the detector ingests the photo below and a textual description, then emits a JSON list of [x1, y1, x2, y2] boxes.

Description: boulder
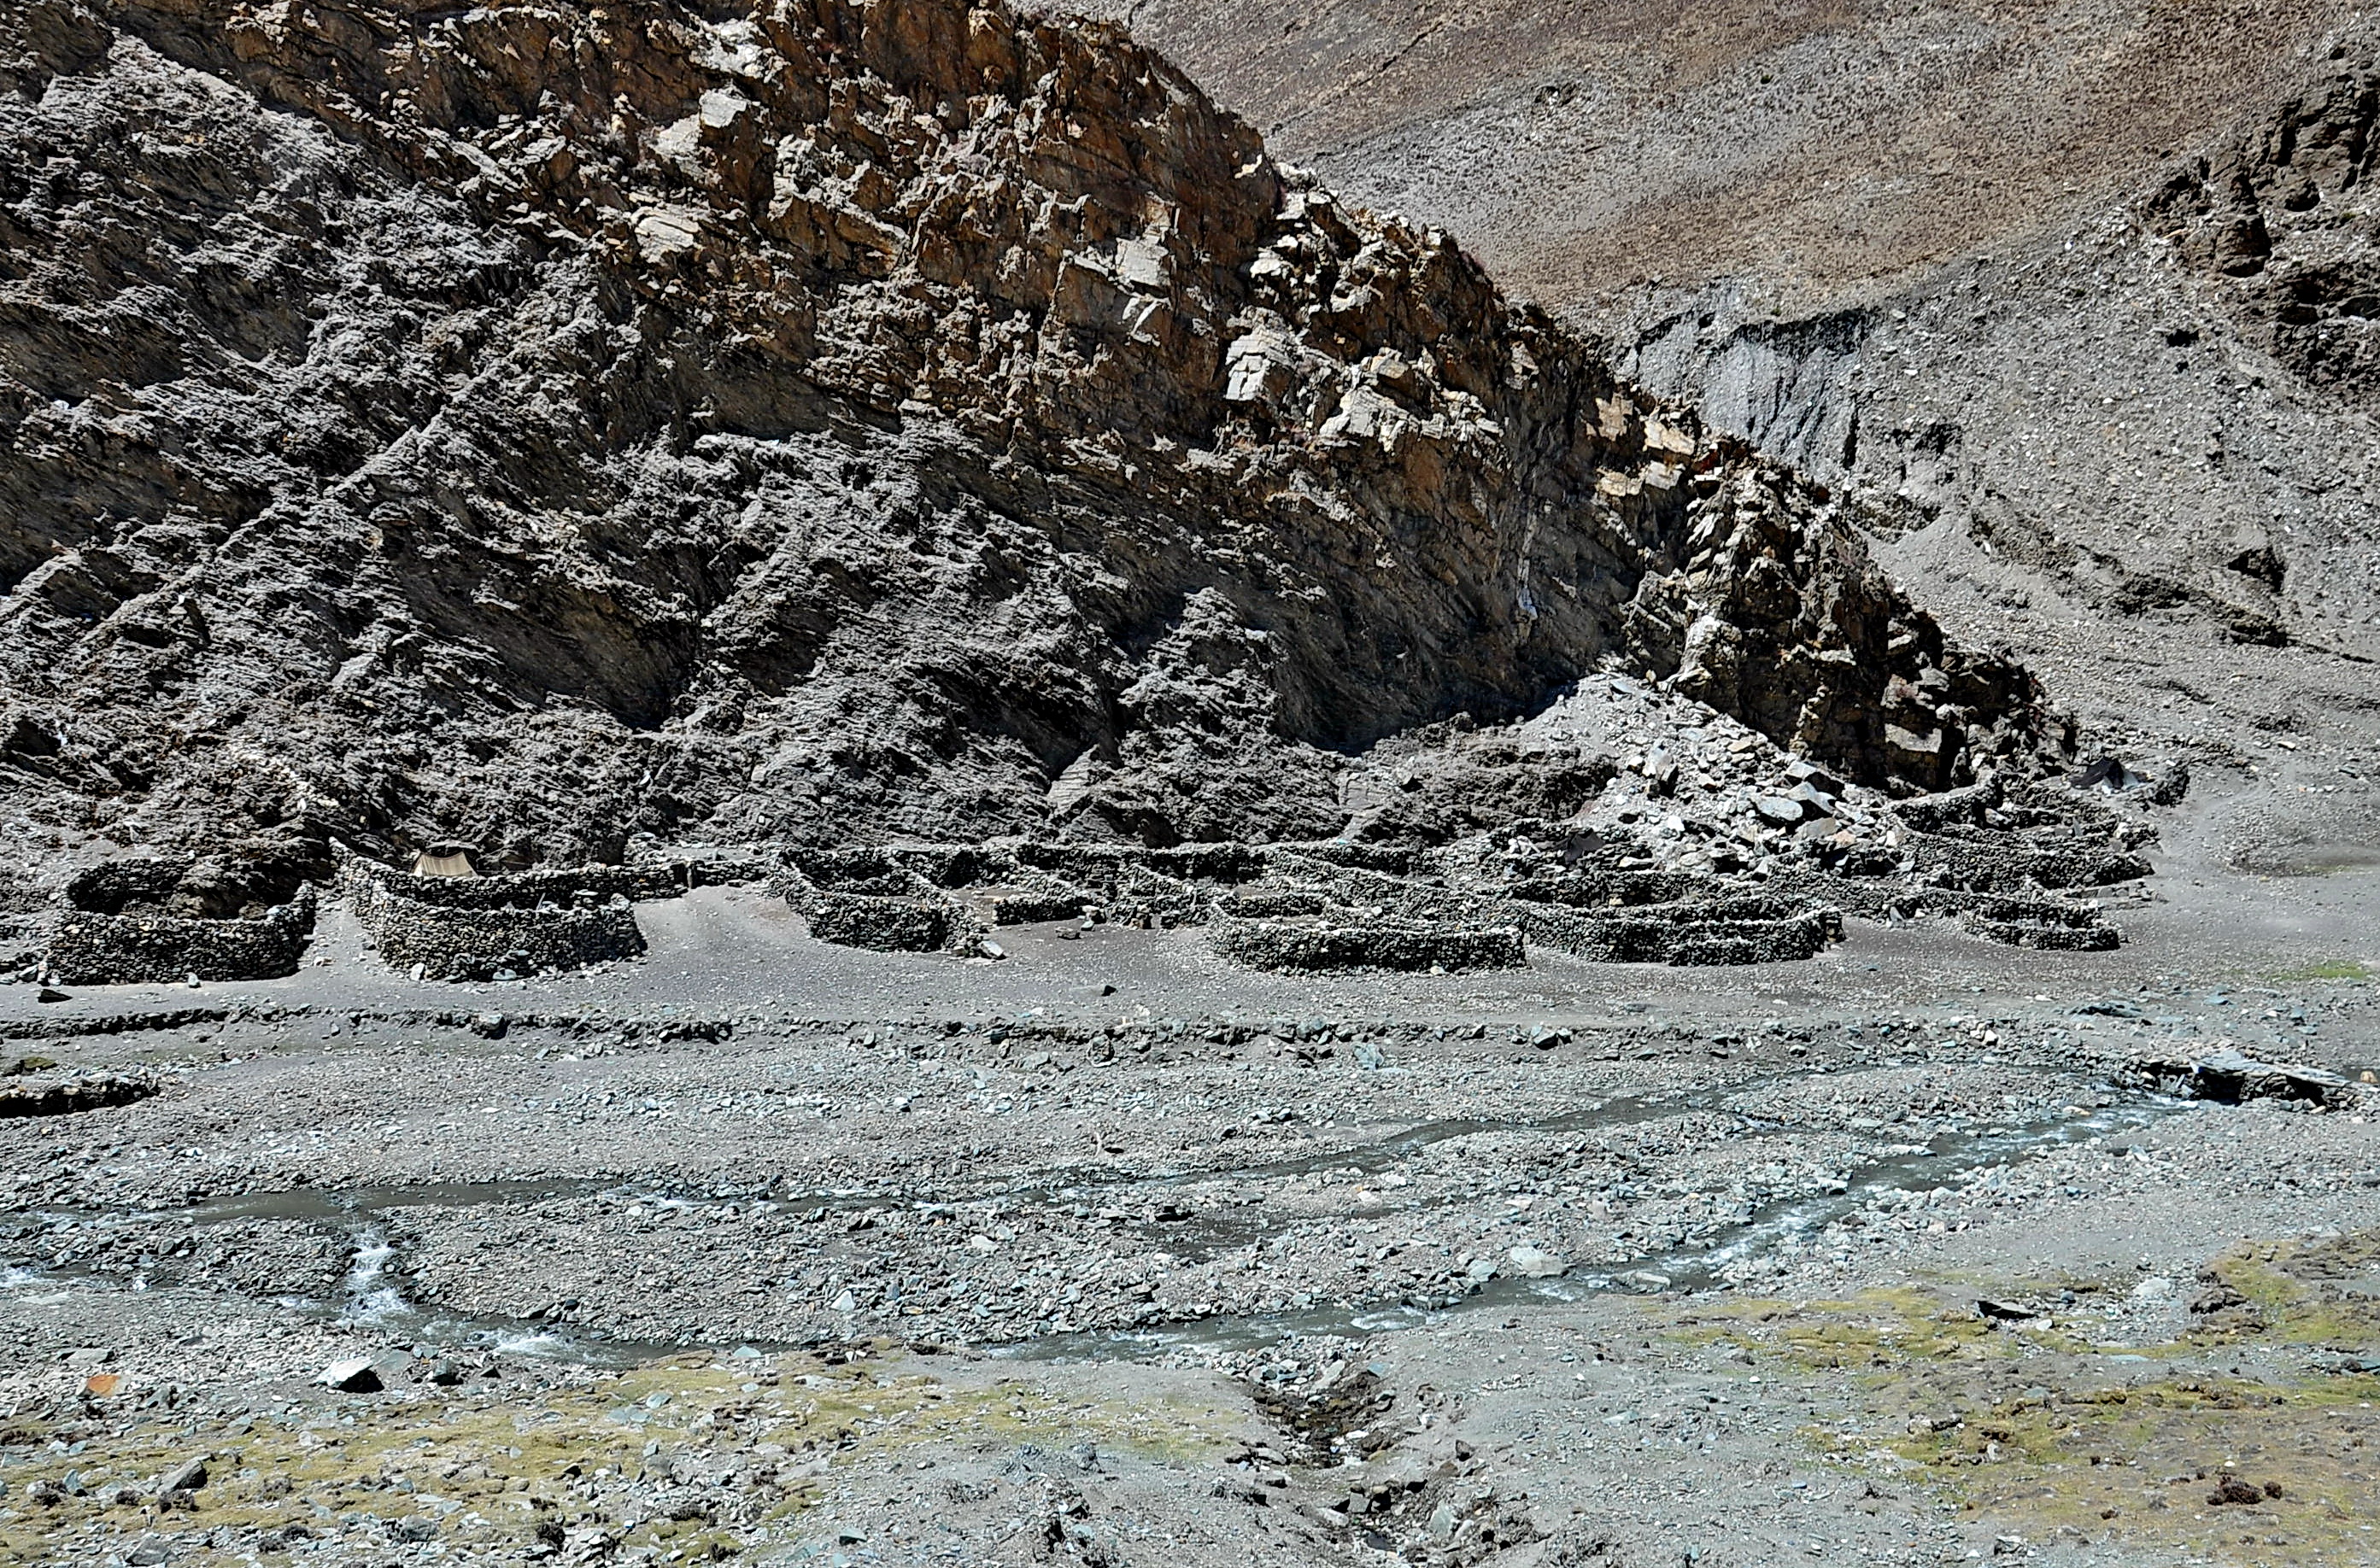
[[318, 1358, 384, 1393]]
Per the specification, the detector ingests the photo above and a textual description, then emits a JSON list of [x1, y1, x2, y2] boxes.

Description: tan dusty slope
[[1067, 0, 2363, 310]]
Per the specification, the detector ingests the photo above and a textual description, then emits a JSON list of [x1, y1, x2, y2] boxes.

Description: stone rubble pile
[[2122, 1046, 2353, 1108], [0, 1068, 161, 1119]]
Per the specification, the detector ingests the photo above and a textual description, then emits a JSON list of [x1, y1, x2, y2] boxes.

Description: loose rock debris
[[0, 1069, 160, 1120], [0, 968, 2377, 1566]]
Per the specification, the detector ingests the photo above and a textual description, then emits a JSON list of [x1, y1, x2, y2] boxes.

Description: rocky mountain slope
[[1070, 0, 2365, 313], [1616, 41, 2380, 657], [0, 0, 2054, 870], [1083, 0, 2380, 810]]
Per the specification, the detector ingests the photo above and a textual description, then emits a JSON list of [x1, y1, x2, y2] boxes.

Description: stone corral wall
[[339, 863, 648, 980], [1011, 843, 1271, 885], [806, 894, 953, 952], [780, 849, 970, 953], [770, 772, 2145, 970], [1895, 827, 2150, 892], [781, 841, 1267, 952], [988, 890, 1092, 925], [1254, 852, 1850, 968], [1209, 916, 1525, 973], [1504, 894, 1843, 965], [1955, 898, 2120, 951], [370, 860, 738, 910], [46, 890, 316, 986]]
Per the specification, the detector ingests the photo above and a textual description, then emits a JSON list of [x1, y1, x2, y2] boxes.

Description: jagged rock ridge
[[0, 0, 2056, 865]]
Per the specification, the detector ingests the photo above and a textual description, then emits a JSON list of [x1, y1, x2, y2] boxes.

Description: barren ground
[[3, 772, 2378, 1567]]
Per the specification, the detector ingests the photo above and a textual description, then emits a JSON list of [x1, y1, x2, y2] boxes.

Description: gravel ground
[[0, 774, 2377, 1565]]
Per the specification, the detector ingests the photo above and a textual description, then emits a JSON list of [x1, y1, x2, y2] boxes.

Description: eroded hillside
[[1073, 0, 2380, 790], [0, 0, 2056, 869]]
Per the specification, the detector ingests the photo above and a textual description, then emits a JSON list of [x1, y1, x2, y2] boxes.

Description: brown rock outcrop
[[2141, 51, 2380, 406]]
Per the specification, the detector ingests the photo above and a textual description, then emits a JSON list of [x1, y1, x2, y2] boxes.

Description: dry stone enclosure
[[337, 857, 735, 981], [44, 857, 318, 986], [771, 766, 2141, 970], [1207, 915, 1528, 974]]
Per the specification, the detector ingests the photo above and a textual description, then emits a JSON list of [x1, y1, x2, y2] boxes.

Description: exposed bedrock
[[0, 0, 2061, 864]]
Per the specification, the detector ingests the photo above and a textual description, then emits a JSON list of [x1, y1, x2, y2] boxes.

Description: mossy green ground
[[1667, 1235, 2380, 1565], [0, 1346, 1231, 1564], [2264, 959, 2373, 984]]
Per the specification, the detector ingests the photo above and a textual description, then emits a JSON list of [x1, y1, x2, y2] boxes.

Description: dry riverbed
[[2, 852, 2377, 1566]]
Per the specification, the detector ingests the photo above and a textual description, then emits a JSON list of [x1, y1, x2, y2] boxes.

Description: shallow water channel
[[999, 1095, 2189, 1360], [1, 1069, 2193, 1368]]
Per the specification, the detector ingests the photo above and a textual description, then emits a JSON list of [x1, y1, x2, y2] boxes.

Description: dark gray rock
[[0, 0, 2061, 867], [2133, 1047, 2351, 1108], [154, 1457, 207, 1499]]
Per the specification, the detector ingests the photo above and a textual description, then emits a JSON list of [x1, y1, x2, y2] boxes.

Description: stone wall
[[1508, 897, 1841, 964], [1897, 829, 2149, 893], [1238, 852, 1852, 966], [1884, 777, 2154, 892], [1011, 842, 1269, 886], [340, 865, 644, 980], [365, 859, 733, 910], [988, 891, 1091, 926], [780, 850, 970, 953], [1762, 867, 2123, 950], [806, 893, 953, 952], [762, 827, 2125, 968], [46, 890, 316, 985], [1218, 888, 1332, 919], [1209, 916, 1526, 973], [1956, 903, 2121, 951], [1503, 868, 1724, 909]]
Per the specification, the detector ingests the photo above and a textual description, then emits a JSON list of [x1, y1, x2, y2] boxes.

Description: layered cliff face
[[0, 0, 2055, 865]]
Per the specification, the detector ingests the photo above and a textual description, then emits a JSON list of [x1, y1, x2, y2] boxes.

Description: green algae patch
[[1669, 1285, 2010, 1371], [1878, 1373, 2380, 1562], [2265, 958, 2373, 983], [1658, 1253, 2380, 1565], [0, 1349, 1232, 1565], [2189, 1232, 2380, 1352]]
